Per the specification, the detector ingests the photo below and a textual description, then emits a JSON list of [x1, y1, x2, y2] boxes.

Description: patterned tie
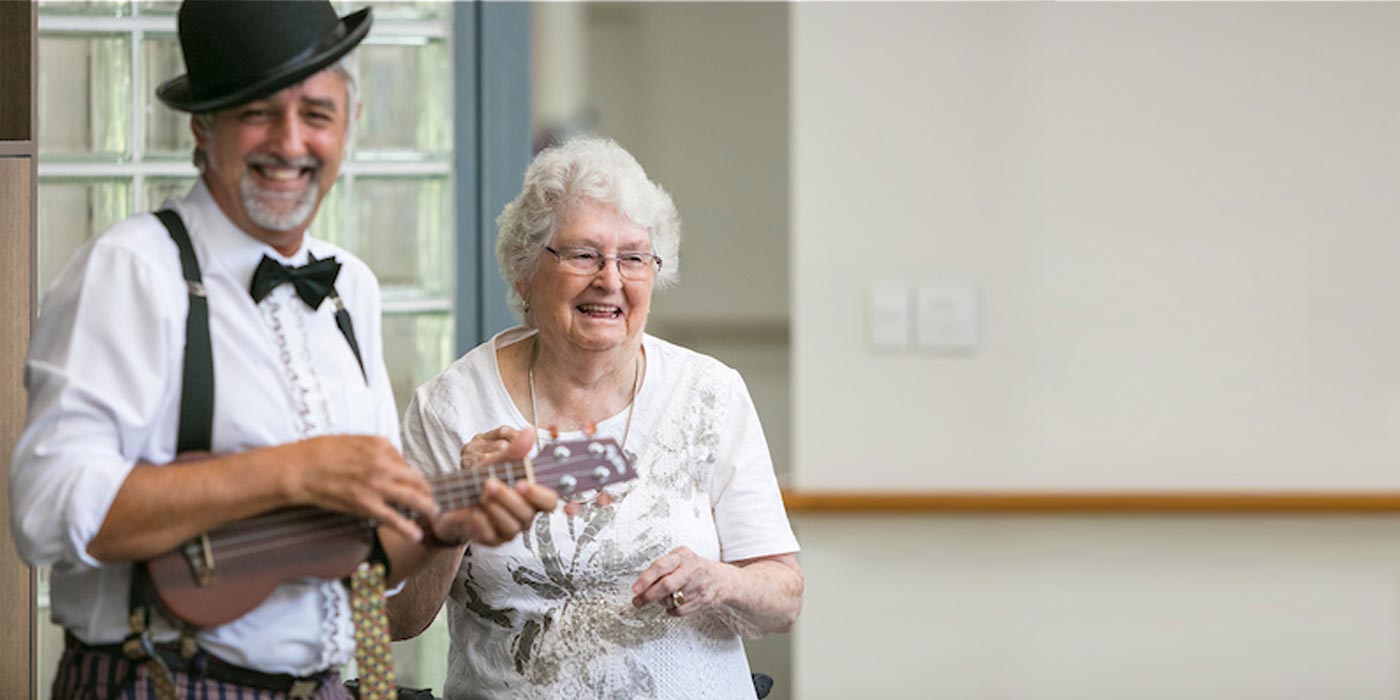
[[350, 561, 396, 700]]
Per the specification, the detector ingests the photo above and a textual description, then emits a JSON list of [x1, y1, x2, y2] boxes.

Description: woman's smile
[[576, 302, 623, 320]]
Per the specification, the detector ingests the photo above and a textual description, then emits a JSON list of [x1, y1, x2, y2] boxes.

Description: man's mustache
[[245, 153, 322, 172]]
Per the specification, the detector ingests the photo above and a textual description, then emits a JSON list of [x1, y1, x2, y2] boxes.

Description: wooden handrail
[[781, 490, 1400, 514]]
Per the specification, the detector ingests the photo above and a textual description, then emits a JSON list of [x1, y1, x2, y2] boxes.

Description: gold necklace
[[527, 336, 641, 453]]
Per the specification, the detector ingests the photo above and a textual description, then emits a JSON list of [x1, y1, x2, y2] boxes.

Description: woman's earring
[[522, 301, 531, 315]]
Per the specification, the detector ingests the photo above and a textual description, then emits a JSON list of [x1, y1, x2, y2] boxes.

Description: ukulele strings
[[427, 453, 621, 510], [211, 521, 372, 561], [196, 451, 628, 559], [220, 507, 347, 532], [392, 458, 596, 516]]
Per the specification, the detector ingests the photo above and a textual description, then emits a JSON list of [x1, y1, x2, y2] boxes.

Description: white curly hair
[[495, 137, 682, 324]]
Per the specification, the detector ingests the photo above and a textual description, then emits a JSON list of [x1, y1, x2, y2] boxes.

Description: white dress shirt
[[9, 180, 400, 675]]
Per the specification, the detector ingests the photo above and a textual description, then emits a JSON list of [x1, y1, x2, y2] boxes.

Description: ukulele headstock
[[530, 435, 633, 497]]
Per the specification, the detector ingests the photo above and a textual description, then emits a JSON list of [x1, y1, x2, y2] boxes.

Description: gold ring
[[670, 590, 686, 608]]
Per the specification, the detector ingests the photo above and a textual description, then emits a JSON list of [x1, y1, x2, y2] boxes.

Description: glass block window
[[37, 33, 131, 157], [37, 0, 454, 412], [37, 177, 130, 288], [35, 1, 457, 695]]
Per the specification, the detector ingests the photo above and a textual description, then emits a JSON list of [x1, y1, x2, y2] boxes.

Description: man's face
[[194, 69, 350, 253]]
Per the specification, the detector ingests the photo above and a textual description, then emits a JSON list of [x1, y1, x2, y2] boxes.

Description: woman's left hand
[[630, 546, 733, 616]]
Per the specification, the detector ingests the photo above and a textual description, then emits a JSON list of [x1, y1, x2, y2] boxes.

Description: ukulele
[[144, 436, 632, 627]]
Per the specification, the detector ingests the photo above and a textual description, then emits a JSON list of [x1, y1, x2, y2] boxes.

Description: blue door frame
[[454, 2, 532, 354]]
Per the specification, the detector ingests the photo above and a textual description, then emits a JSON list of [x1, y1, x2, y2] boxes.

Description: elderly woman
[[389, 137, 802, 699]]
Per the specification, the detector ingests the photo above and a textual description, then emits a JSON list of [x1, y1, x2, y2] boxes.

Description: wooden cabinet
[[0, 1, 37, 698]]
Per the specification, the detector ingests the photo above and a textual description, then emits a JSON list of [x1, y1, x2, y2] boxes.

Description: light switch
[[916, 284, 978, 353], [868, 284, 910, 352]]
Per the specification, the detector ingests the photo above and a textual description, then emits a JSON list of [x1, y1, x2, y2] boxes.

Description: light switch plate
[[916, 284, 978, 353], [868, 284, 910, 352]]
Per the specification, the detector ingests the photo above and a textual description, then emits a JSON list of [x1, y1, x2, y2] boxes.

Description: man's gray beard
[[240, 173, 321, 232]]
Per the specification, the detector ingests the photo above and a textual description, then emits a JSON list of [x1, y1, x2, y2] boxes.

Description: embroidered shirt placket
[[258, 289, 355, 672]]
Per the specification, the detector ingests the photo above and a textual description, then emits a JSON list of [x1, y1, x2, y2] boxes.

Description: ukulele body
[[145, 507, 371, 628]]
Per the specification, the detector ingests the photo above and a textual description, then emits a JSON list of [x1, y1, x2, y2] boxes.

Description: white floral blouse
[[402, 328, 799, 699]]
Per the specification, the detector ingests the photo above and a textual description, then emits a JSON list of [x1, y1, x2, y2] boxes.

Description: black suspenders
[[122, 209, 219, 691], [154, 210, 216, 453]]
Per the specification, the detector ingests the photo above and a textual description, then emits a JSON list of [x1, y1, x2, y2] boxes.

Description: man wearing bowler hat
[[9, 2, 556, 699]]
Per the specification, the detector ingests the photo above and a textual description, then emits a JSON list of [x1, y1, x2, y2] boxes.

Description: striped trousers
[[51, 644, 352, 700]]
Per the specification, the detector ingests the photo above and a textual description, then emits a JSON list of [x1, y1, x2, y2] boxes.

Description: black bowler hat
[[156, 0, 372, 113]]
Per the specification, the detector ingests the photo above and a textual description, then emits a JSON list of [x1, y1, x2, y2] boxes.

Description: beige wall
[[794, 2, 1400, 493], [540, 2, 789, 323], [795, 515, 1400, 699], [792, 3, 1400, 698]]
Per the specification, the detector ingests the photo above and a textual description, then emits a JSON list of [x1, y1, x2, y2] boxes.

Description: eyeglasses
[[544, 246, 663, 281]]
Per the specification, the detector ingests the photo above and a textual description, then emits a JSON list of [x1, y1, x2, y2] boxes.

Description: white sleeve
[[9, 240, 180, 572], [401, 382, 465, 479], [709, 368, 800, 563]]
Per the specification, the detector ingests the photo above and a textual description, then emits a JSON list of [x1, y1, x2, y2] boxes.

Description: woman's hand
[[630, 546, 735, 617], [431, 478, 557, 546], [432, 426, 558, 546], [477, 423, 612, 517], [631, 549, 804, 636], [460, 425, 535, 474]]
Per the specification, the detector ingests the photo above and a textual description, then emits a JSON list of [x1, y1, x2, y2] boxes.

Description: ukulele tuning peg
[[587, 441, 604, 456], [584, 422, 597, 436], [553, 445, 572, 460], [549, 425, 560, 439], [558, 474, 577, 494]]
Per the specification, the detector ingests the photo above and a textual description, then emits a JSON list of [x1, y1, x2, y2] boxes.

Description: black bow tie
[[249, 254, 342, 309]]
